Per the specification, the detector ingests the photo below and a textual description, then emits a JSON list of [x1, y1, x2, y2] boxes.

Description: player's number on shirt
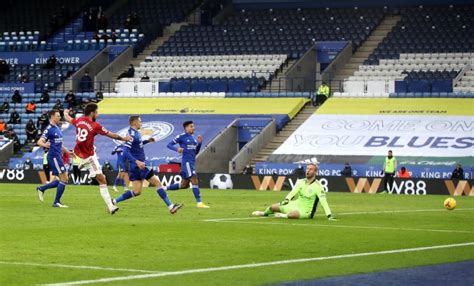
[[77, 128, 88, 142]]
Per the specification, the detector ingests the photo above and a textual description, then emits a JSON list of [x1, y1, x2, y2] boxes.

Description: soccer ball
[[210, 174, 233, 189], [444, 198, 456, 210]]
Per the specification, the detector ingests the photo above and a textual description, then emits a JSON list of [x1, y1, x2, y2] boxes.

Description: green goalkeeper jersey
[[286, 178, 324, 204]]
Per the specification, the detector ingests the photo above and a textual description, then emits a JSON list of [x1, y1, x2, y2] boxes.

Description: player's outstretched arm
[[106, 131, 132, 142], [142, 137, 155, 145], [64, 109, 74, 124], [284, 180, 301, 201]]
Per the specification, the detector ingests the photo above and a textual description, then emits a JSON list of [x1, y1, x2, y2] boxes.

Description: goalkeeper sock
[[263, 206, 273, 216]]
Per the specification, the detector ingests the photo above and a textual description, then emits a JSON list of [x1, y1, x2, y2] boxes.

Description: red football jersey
[[71, 116, 109, 159]]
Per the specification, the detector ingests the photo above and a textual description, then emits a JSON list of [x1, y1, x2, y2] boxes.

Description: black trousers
[[72, 165, 81, 182], [43, 164, 50, 182], [383, 172, 395, 192], [312, 94, 327, 106]]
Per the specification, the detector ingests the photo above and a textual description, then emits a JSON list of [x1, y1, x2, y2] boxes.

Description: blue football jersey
[[123, 127, 150, 165], [41, 124, 63, 157], [113, 145, 126, 165], [168, 133, 202, 163]]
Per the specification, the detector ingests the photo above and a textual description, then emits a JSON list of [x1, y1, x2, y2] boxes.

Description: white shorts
[[79, 153, 103, 177]]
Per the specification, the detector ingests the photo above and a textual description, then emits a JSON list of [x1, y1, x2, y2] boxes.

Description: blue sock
[[113, 177, 120, 187], [38, 180, 59, 192], [114, 190, 134, 204], [54, 182, 66, 204], [192, 186, 202, 203], [157, 188, 172, 207], [167, 183, 180, 191], [121, 178, 126, 188]]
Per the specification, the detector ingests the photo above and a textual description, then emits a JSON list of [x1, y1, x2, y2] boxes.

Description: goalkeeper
[[252, 163, 336, 220]]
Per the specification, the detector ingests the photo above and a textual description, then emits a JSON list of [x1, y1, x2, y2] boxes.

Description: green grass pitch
[[0, 183, 473, 286]]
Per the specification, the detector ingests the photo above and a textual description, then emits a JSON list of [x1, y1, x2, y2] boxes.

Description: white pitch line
[[203, 208, 474, 222], [0, 261, 161, 274], [336, 208, 474, 216], [208, 219, 474, 234], [41, 242, 474, 286]]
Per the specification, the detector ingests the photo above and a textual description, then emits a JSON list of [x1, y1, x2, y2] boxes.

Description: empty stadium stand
[[0, 0, 93, 39], [116, 6, 385, 95], [337, 5, 474, 97], [117, 54, 286, 93]]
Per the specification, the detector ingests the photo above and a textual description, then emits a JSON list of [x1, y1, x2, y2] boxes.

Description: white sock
[[99, 184, 113, 208]]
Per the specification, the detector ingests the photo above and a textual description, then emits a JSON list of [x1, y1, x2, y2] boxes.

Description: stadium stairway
[[248, 103, 317, 170], [129, 5, 202, 68], [330, 15, 401, 93], [262, 59, 298, 92], [130, 23, 189, 67], [454, 67, 474, 93]]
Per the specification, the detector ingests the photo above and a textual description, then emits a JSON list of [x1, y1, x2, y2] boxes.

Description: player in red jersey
[[64, 103, 131, 214]]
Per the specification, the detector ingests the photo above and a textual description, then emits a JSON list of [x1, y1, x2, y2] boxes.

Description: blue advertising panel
[[0, 83, 35, 94], [0, 50, 99, 65], [256, 162, 474, 179]]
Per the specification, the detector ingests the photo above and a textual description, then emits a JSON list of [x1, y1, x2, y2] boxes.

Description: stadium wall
[[95, 46, 133, 91], [229, 118, 277, 173], [196, 119, 239, 173], [285, 45, 317, 92]]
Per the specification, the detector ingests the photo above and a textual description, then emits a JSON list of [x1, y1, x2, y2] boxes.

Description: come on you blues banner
[[0, 50, 99, 65], [274, 98, 474, 159]]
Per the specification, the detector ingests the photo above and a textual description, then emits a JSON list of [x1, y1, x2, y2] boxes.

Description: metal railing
[[54, 78, 346, 95]]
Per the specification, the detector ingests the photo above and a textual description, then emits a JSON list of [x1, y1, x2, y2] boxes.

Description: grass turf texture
[[0, 183, 473, 286]]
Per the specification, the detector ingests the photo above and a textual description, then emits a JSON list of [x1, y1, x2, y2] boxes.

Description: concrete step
[[320, 14, 401, 95]]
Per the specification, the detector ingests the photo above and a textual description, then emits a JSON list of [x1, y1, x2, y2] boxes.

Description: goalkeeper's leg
[[252, 203, 281, 216], [275, 210, 301, 219]]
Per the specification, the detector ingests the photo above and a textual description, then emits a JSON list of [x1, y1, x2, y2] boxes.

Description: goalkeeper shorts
[[279, 201, 312, 219]]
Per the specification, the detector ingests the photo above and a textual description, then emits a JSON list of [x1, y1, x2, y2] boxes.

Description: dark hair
[[129, 115, 140, 125], [183, 120, 193, 129], [84, 103, 98, 116], [388, 150, 393, 153], [49, 109, 59, 118]]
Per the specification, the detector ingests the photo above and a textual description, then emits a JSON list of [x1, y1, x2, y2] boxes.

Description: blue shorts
[[129, 166, 153, 182], [179, 161, 196, 179], [48, 155, 66, 176]]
